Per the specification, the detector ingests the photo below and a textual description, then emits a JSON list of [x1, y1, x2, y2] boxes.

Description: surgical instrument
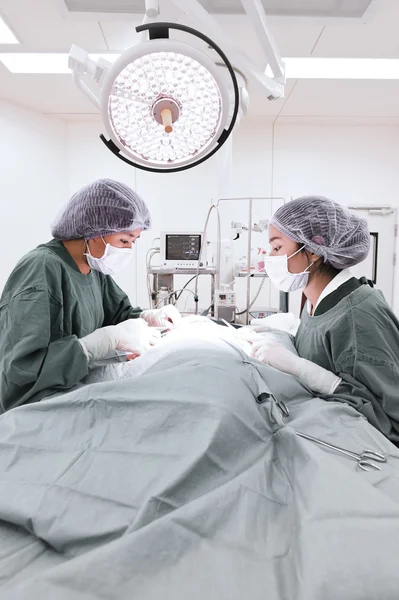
[[220, 318, 236, 330], [154, 327, 170, 337], [296, 431, 386, 471]]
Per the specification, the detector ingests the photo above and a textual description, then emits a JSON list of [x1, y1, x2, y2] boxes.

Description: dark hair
[[300, 248, 341, 278]]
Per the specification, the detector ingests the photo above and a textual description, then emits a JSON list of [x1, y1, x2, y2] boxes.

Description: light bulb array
[[70, 21, 240, 172], [108, 51, 223, 165]]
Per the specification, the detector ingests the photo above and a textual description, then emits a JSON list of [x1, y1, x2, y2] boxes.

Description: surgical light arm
[[240, 0, 285, 84], [145, 0, 159, 18], [69, 45, 112, 109], [69, 0, 285, 107], [169, 0, 285, 99]]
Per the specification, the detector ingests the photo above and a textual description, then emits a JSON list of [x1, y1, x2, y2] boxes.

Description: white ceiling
[[1, 0, 399, 122], [62, 0, 375, 19]]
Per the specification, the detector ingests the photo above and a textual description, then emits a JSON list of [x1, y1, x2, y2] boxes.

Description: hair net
[[51, 179, 151, 240], [270, 196, 370, 269]]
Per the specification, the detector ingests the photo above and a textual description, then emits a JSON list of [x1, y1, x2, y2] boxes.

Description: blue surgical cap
[[52, 179, 151, 240], [270, 196, 370, 269]]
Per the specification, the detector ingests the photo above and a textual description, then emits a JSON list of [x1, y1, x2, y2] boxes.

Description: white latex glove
[[250, 335, 341, 396], [141, 305, 182, 329], [251, 312, 300, 336], [234, 327, 263, 344], [79, 318, 161, 363]]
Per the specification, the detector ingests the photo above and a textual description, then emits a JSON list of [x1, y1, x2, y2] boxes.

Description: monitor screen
[[165, 234, 202, 261]]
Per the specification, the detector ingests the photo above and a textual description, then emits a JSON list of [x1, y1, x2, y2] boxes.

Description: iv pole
[[216, 196, 286, 324]]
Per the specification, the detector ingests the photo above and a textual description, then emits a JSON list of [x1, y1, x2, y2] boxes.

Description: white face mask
[[85, 238, 134, 276], [264, 246, 315, 293]]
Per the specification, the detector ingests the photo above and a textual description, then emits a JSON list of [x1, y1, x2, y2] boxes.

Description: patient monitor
[[160, 231, 206, 269]]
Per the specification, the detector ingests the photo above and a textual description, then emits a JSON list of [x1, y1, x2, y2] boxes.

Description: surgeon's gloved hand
[[251, 335, 299, 372], [79, 319, 161, 363], [234, 327, 262, 344], [250, 335, 341, 396], [141, 305, 182, 329], [251, 312, 300, 336], [114, 319, 161, 352]]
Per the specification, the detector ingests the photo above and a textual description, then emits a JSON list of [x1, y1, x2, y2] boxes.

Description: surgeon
[[0, 178, 181, 412], [251, 196, 399, 444]]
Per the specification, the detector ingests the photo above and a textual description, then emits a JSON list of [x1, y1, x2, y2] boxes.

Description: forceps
[[296, 431, 386, 471]]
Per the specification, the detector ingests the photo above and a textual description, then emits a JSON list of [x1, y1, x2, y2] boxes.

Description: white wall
[[2, 106, 399, 316], [272, 121, 399, 204], [0, 100, 67, 290], [232, 119, 399, 315]]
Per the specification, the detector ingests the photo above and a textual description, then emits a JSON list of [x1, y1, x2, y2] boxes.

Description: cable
[[194, 203, 220, 314], [146, 247, 160, 307], [152, 275, 198, 310], [182, 290, 191, 315], [146, 250, 152, 305], [146, 250, 158, 306], [235, 274, 267, 316], [177, 274, 204, 312], [165, 275, 197, 307], [175, 276, 196, 301], [155, 288, 196, 309], [201, 304, 213, 316]]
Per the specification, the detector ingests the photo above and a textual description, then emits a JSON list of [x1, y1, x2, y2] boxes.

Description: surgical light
[[69, 22, 239, 173]]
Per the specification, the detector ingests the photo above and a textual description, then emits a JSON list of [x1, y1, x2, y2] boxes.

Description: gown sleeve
[[0, 286, 88, 412], [324, 301, 399, 443], [297, 290, 399, 442], [332, 353, 399, 442], [101, 276, 142, 325]]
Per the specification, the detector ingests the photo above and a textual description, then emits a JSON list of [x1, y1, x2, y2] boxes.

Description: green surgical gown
[[296, 283, 399, 444], [0, 240, 141, 412]]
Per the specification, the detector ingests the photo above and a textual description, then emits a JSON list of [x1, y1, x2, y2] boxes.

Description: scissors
[[296, 431, 386, 471]]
